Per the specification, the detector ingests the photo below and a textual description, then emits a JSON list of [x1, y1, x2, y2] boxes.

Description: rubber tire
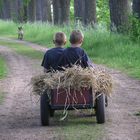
[[40, 93, 50, 126], [105, 95, 108, 107], [95, 94, 105, 124]]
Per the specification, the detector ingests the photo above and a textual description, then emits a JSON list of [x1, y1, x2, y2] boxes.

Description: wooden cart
[[40, 88, 106, 126]]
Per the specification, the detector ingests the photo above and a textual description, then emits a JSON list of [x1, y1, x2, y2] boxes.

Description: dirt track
[[0, 45, 57, 140], [0, 39, 140, 140]]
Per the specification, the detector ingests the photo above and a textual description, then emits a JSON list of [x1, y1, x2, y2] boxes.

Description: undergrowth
[[0, 20, 140, 78]]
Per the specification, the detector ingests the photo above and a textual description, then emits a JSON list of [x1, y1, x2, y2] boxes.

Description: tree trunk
[[10, 0, 19, 21], [133, 0, 140, 18], [53, 0, 70, 25], [60, 0, 70, 24], [36, 0, 42, 21], [0, 0, 5, 19], [52, 0, 61, 24], [41, 0, 52, 22], [84, 0, 96, 25], [74, 0, 85, 23], [17, 0, 24, 22], [109, 0, 129, 33], [27, 0, 36, 22], [0, 0, 11, 20]]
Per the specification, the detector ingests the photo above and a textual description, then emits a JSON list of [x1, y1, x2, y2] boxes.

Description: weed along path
[[0, 39, 140, 140]]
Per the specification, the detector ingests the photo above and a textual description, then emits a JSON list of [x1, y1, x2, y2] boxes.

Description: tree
[[52, 0, 60, 24], [74, 0, 85, 23], [27, 0, 36, 22], [0, 0, 11, 20], [84, 0, 96, 25], [133, 0, 140, 18], [10, 0, 19, 21], [74, 0, 96, 25], [17, 0, 24, 22], [53, 0, 70, 25], [41, 0, 52, 22], [60, 0, 70, 24], [109, 0, 129, 33], [36, 0, 42, 21]]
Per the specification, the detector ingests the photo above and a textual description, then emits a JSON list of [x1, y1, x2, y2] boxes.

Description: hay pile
[[31, 65, 113, 97]]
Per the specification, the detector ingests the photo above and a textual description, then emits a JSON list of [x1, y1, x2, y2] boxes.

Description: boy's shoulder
[[47, 47, 64, 53], [44, 47, 64, 58], [65, 47, 84, 51]]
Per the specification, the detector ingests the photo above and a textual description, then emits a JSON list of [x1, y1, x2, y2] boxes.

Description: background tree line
[[0, 0, 140, 35]]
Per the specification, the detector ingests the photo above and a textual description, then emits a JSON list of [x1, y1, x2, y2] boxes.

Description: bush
[[129, 15, 140, 41]]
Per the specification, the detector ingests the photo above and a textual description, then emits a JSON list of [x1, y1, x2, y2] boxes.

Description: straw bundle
[[31, 65, 113, 97]]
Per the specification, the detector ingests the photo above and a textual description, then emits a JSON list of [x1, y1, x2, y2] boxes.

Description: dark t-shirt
[[41, 47, 64, 72], [58, 47, 89, 68]]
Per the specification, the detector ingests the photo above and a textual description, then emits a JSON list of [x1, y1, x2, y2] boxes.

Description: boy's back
[[41, 47, 64, 71], [41, 32, 66, 72], [61, 47, 88, 68]]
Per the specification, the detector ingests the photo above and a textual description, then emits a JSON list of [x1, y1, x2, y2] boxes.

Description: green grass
[[53, 111, 103, 140], [0, 41, 44, 60], [0, 20, 140, 79], [0, 56, 7, 79], [0, 56, 7, 103], [135, 111, 140, 116]]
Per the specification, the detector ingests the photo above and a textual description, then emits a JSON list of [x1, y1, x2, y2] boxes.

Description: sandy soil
[[103, 69, 140, 140], [0, 39, 140, 140], [0, 46, 58, 140]]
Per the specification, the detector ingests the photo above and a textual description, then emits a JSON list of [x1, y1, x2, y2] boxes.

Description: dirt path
[[104, 69, 140, 140], [0, 46, 58, 140], [0, 38, 140, 140]]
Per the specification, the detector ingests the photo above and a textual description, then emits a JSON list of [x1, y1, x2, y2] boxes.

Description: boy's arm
[[41, 53, 50, 72]]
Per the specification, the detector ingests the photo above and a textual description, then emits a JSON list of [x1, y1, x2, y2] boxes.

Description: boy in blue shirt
[[41, 32, 67, 72], [58, 30, 90, 68]]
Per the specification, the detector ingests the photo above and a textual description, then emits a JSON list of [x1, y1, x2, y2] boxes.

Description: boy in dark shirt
[[58, 30, 89, 68], [41, 32, 67, 72]]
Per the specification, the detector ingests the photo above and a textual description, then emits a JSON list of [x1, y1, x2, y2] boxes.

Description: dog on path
[[18, 26, 24, 40]]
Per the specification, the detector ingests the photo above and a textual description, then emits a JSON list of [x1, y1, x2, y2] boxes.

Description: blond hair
[[69, 30, 84, 44], [53, 32, 67, 46]]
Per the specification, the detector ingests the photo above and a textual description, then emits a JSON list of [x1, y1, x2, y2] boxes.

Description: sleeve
[[81, 50, 89, 68], [41, 53, 50, 70]]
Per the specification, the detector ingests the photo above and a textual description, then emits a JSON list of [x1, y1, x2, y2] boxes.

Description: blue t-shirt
[[58, 47, 89, 68], [41, 47, 64, 72]]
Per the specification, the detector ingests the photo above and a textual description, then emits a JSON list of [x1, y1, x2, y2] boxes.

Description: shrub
[[129, 15, 140, 41]]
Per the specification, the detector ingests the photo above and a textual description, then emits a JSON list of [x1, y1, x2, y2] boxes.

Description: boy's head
[[69, 30, 84, 45], [53, 32, 67, 46]]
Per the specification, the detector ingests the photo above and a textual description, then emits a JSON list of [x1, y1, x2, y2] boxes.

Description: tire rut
[[0, 46, 58, 140]]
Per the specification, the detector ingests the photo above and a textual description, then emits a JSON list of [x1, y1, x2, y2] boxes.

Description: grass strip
[[0, 41, 44, 60], [0, 56, 7, 79], [54, 111, 103, 140]]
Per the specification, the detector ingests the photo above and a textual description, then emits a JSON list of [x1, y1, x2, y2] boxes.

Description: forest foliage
[[0, 0, 140, 41]]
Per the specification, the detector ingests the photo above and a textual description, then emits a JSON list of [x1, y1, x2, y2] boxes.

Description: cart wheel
[[105, 95, 108, 107], [40, 92, 50, 126], [95, 93, 105, 124], [50, 109, 55, 117]]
